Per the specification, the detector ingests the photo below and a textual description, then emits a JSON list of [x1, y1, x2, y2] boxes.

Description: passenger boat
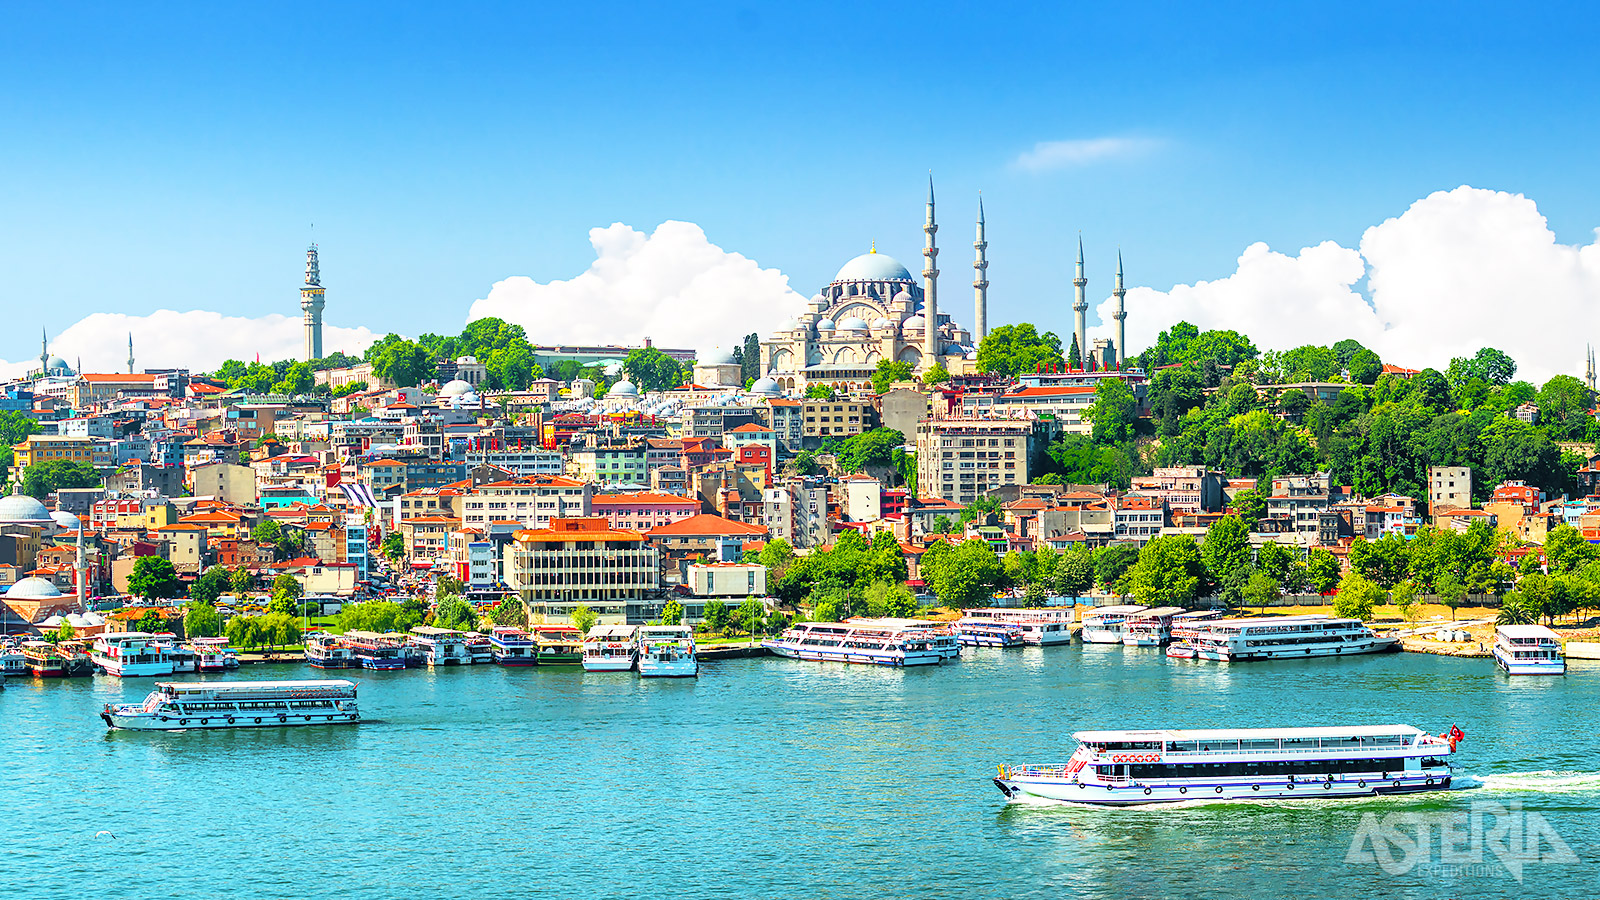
[[637, 625, 698, 677], [1081, 605, 1148, 644], [341, 630, 409, 670], [22, 641, 74, 677], [305, 633, 359, 669], [1493, 624, 1565, 675], [1173, 615, 1398, 661], [961, 608, 1074, 646], [532, 625, 583, 665], [102, 680, 361, 731], [186, 637, 239, 672], [90, 632, 176, 676], [466, 634, 495, 665], [763, 618, 960, 667], [408, 626, 472, 666], [582, 625, 639, 671], [488, 627, 538, 666], [994, 724, 1464, 806], [955, 620, 1026, 648], [0, 646, 27, 677], [1122, 607, 1188, 647]]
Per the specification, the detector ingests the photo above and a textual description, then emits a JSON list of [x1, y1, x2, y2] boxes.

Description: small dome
[[0, 494, 52, 524], [6, 576, 63, 601], [752, 377, 781, 395], [816, 318, 836, 332], [701, 346, 737, 366], [455, 355, 479, 365], [838, 316, 870, 331], [901, 314, 927, 331], [610, 380, 639, 397], [46, 355, 72, 374], [440, 379, 474, 397], [833, 252, 914, 284], [870, 317, 893, 329], [891, 289, 913, 306], [810, 294, 827, 308], [50, 510, 81, 530]]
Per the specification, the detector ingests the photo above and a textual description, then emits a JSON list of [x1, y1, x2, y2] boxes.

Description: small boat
[[955, 620, 1025, 648], [637, 625, 698, 677], [582, 625, 639, 672], [342, 631, 409, 670], [90, 632, 176, 677], [1, 646, 29, 677], [994, 724, 1464, 806], [960, 608, 1074, 645], [465, 634, 495, 665], [1165, 641, 1198, 659], [488, 627, 538, 666], [532, 625, 584, 666], [408, 626, 472, 667], [1493, 624, 1565, 675], [763, 618, 960, 667], [305, 633, 359, 669], [186, 637, 239, 672], [1081, 605, 1148, 644], [1122, 607, 1188, 647], [102, 680, 361, 731]]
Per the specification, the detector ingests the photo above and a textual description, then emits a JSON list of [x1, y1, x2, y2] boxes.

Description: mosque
[[759, 178, 980, 393]]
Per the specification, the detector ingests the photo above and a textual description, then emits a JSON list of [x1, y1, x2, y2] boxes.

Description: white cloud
[[0, 310, 380, 379], [1090, 186, 1600, 383], [466, 220, 806, 353], [1012, 137, 1162, 173]]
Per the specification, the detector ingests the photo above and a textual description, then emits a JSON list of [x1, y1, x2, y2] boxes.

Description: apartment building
[[913, 417, 1042, 505], [504, 517, 661, 624], [460, 475, 593, 531]]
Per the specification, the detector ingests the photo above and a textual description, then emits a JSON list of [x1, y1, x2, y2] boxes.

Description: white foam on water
[[1461, 770, 1600, 793]]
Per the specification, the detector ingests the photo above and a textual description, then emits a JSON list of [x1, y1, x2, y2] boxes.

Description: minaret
[[922, 175, 939, 368], [301, 243, 325, 361], [39, 328, 48, 375], [1587, 344, 1595, 391], [1112, 251, 1127, 371], [74, 522, 85, 611], [127, 332, 135, 374], [972, 195, 989, 345], [1073, 236, 1088, 370]]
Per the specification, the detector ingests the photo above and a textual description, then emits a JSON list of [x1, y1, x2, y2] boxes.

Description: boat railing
[[1087, 742, 1414, 762], [999, 764, 1073, 779]]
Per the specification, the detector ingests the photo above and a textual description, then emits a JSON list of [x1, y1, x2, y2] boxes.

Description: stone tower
[[301, 244, 325, 361], [922, 175, 939, 368], [973, 195, 988, 345], [1112, 252, 1127, 371]]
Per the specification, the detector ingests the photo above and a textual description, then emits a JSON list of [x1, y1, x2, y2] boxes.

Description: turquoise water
[[3, 647, 1596, 898]]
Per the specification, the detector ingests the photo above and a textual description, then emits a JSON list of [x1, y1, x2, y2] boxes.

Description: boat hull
[[1080, 627, 1124, 645], [995, 772, 1452, 805], [103, 711, 361, 731], [1196, 638, 1398, 661], [1493, 647, 1565, 675], [582, 658, 636, 672], [93, 657, 176, 677], [638, 658, 698, 677], [764, 642, 950, 666], [492, 656, 539, 667]]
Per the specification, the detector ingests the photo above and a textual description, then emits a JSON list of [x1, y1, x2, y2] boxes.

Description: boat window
[[1196, 740, 1240, 752], [1240, 739, 1280, 751], [1168, 741, 1198, 753], [1281, 738, 1318, 751]]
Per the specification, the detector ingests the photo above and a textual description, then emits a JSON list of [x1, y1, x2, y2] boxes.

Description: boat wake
[[1454, 770, 1600, 793]]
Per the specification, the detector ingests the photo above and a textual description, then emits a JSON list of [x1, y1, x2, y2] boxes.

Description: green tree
[[1333, 571, 1385, 621], [660, 600, 684, 626], [1067, 334, 1082, 370], [1229, 488, 1267, 529], [1497, 593, 1536, 625], [21, 460, 101, 499], [1255, 540, 1293, 582], [336, 600, 423, 634], [1348, 349, 1383, 385], [381, 531, 406, 563], [930, 515, 954, 535], [484, 343, 539, 391], [1129, 535, 1206, 607], [183, 600, 222, 638], [253, 518, 283, 546], [622, 347, 686, 393], [1536, 374, 1591, 439], [1543, 524, 1595, 575], [975, 323, 1066, 376], [925, 539, 1003, 609], [871, 360, 915, 393], [432, 594, 478, 631], [256, 612, 303, 649], [273, 361, 315, 395], [1201, 515, 1252, 604], [1083, 377, 1137, 444], [923, 363, 950, 385], [700, 599, 731, 634], [1241, 571, 1281, 609], [1348, 534, 1410, 589], [736, 596, 767, 635], [1435, 571, 1468, 621], [230, 566, 254, 595], [491, 595, 526, 627], [225, 614, 261, 650], [128, 556, 183, 602], [269, 574, 303, 616], [134, 609, 167, 633], [1446, 347, 1517, 387], [1054, 545, 1095, 597], [1306, 548, 1341, 594], [1094, 543, 1140, 592], [571, 603, 598, 635], [191, 566, 231, 604], [369, 336, 435, 388], [834, 429, 905, 473], [48, 619, 76, 643], [804, 384, 838, 400]]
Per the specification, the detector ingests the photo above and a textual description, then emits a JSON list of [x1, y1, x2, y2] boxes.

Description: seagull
[[95, 831, 115, 839]]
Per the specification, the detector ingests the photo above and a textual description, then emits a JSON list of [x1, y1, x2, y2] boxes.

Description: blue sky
[[3, 2, 1599, 371]]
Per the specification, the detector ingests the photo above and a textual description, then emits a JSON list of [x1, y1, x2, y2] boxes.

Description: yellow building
[[11, 435, 111, 472]]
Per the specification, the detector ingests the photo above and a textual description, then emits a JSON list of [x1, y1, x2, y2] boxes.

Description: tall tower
[[39, 328, 48, 375], [127, 332, 135, 374], [1587, 344, 1596, 392], [1112, 251, 1127, 371], [301, 244, 325, 361], [1073, 236, 1088, 369], [921, 175, 940, 368], [972, 195, 989, 345]]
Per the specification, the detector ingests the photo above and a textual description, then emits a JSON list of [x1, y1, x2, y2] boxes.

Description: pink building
[[590, 492, 702, 532]]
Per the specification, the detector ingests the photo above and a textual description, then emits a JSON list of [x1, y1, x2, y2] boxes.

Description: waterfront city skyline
[[4, 3, 1600, 380]]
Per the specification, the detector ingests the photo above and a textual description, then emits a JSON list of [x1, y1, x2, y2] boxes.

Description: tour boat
[[102, 680, 361, 731], [341, 631, 409, 670], [1493, 624, 1565, 675], [465, 634, 495, 665], [90, 632, 176, 676], [993, 724, 1464, 806], [955, 620, 1026, 648], [961, 608, 1075, 645], [305, 633, 359, 669], [637, 625, 698, 678], [22, 641, 75, 677], [581, 624, 638, 671], [0, 646, 27, 677], [532, 625, 584, 665], [1176, 615, 1398, 661], [409, 626, 473, 666], [763, 618, 960, 667], [488, 627, 538, 666], [186, 637, 239, 672], [1122, 607, 1189, 647], [1081, 605, 1148, 644]]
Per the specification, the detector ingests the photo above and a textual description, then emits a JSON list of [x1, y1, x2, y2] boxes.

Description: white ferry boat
[[1172, 615, 1398, 661], [186, 637, 240, 672], [90, 632, 176, 676], [1122, 607, 1188, 647], [408, 626, 472, 666], [0, 646, 26, 677], [637, 625, 698, 678], [102, 680, 361, 731], [763, 618, 960, 667], [488, 627, 538, 666], [305, 633, 359, 669], [1081, 605, 1147, 644], [962, 608, 1075, 646], [342, 631, 409, 670], [994, 724, 1464, 805], [582, 625, 639, 672], [956, 620, 1025, 648], [1493, 624, 1565, 675]]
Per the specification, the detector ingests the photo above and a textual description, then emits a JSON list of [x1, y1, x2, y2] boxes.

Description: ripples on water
[[2, 649, 1595, 898]]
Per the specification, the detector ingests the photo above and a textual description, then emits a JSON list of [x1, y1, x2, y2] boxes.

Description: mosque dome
[[45, 356, 71, 375], [455, 355, 480, 365], [610, 380, 639, 398], [891, 289, 913, 307], [810, 294, 827, 308], [440, 379, 474, 397], [50, 510, 81, 530], [833, 252, 914, 284], [901, 314, 927, 332], [870, 317, 893, 329], [701, 346, 737, 366], [751, 376, 781, 395], [838, 316, 870, 332], [816, 318, 836, 332], [5, 576, 63, 601], [0, 494, 52, 525]]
